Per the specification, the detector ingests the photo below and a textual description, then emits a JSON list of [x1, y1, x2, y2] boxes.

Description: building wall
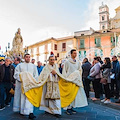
[[27, 37, 75, 64], [77, 32, 120, 62]]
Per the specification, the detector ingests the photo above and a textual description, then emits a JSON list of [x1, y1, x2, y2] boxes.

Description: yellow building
[[26, 36, 77, 64]]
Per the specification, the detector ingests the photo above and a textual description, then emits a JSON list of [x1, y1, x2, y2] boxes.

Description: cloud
[[0, 0, 120, 53], [24, 26, 73, 46]]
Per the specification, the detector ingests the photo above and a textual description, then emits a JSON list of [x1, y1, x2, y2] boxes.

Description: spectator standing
[[37, 61, 44, 75], [12, 57, 21, 68], [31, 58, 35, 64], [101, 57, 111, 104], [0, 57, 15, 110], [111, 56, 119, 99], [89, 57, 102, 101], [97, 57, 104, 99], [82, 58, 91, 98]]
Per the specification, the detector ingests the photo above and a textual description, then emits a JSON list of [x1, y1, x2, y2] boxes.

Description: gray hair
[[5, 57, 12, 61]]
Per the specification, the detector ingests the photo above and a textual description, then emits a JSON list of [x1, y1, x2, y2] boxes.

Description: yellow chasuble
[[20, 64, 82, 108], [59, 78, 79, 107]]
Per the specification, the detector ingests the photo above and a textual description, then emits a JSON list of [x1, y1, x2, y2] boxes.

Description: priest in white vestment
[[62, 49, 88, 115], [39, 55, 61, 118], [13, 54, 38, 119]]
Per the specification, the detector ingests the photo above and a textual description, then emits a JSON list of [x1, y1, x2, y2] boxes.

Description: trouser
[[82, 78, 90, 98], [92, 78, 101, 98], [111, 79, 119, 97], [0, 82, 12, 106], [104, 83, 111, 99]]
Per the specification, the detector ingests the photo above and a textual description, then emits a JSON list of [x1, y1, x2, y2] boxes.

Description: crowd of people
[[0, 49, 88, 119], [82, 56, 120, 104], [0, 51, 120, 119]]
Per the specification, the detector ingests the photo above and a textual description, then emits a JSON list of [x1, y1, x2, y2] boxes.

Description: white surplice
[[13, 62, 38, 115], [62, 58, 88, 109], [39, 64, 61, 115]]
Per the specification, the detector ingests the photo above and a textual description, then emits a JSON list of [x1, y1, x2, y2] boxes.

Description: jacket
[[111, 60, 119, 74], [90, 62, 102, 79], [82, 61, 91, 78], [101, 63, 111, 83], [0, 64, 15, 83]]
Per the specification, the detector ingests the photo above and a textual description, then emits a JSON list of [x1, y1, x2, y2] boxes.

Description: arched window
[[102, 16, 105, 20], [102, 25, 105, 29]]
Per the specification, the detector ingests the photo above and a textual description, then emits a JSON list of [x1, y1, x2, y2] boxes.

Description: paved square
[[0, 101, 120, 120]]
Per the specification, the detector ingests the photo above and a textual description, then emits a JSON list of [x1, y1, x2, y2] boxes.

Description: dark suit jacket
[[82, 61, 91, 78]]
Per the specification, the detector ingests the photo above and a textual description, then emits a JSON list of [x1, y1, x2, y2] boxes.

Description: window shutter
[[95, 38, 101, 47], [98, 38, 101, 46], [79, 51, 81, 57], [57, 53, 59, 57], [100, 50, 103, 56], [84, 51, 86, 57], [95, 50, 97, 56], [95, 38, 97, 44], [54, 44, 57, 50], [111, 49, 114, 56], [62, 43, 66, 48], [62, 43, 66, 51], [111, 37, 113, 43], [116, 36, 118, 43], [80, 39, 84, 48]]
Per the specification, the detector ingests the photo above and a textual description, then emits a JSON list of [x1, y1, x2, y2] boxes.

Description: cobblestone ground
[[0, 101, 120, 120]]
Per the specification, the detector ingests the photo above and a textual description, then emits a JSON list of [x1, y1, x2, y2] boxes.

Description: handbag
[[9, 88, 15, 95], [100, 78, 107, 84], [9, 83, 15, 95]]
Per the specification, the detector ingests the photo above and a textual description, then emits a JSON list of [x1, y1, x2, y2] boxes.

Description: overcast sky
[[0, 0, 120, 52]]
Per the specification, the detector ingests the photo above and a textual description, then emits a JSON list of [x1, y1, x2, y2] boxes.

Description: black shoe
[[54, 114, 61, 118], [71, 108, 76, 114], [114, 96, 119, 99], [29, 113, 36, 119], [45, 111, 49, 114], [66, 109, 72, 115], [0, 105, 5, 111], [5, 103, 10, 107], [115, 100, 120, 103]]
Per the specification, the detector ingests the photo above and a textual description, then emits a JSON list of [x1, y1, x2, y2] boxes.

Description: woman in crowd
[[100, 57, 111, 104], [89, 57, 102, 101]]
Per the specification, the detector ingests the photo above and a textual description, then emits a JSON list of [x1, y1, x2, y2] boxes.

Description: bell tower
[[99, 2, 110, 30]]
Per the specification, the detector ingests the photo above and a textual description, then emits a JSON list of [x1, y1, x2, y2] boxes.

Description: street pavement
[[0, 100, 120, 120]]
